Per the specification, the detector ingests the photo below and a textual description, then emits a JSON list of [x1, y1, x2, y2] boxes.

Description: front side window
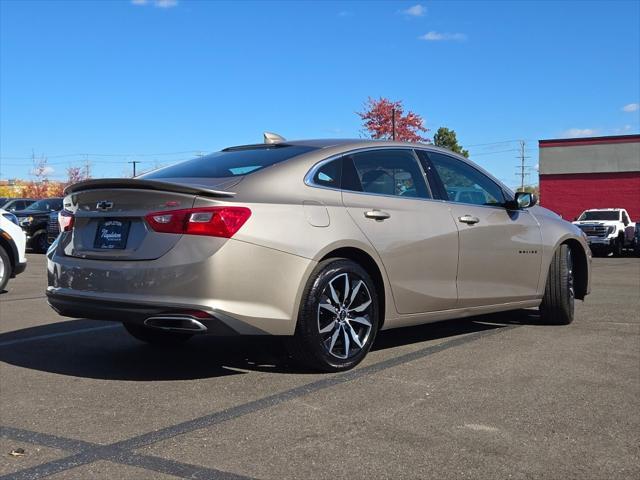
[[622, 211, 630, 225], [344, 149, 430, 199], [428, 152, 505, 206]]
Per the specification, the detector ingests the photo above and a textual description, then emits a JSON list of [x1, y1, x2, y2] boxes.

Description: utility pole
[[391, 108, 396, 141], [84, 154, 91, 179], [128, 160, 141, 177], [516, 140, 531, 192]]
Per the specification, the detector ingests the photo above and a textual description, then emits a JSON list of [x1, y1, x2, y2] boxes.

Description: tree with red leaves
[[21, 155, 51, 199], [66, 166, 88, 185], [20, 160, 90, 198], [357, 97, 430, 143]]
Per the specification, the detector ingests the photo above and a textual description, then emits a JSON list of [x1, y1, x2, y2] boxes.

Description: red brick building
[[538, 134, 640, 221]]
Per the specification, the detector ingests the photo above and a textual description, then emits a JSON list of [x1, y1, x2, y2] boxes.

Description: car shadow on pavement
[[372, 308, 541, 351], [0, 309, 542, 381]]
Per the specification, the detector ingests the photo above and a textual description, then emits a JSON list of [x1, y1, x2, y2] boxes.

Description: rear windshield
[[141, 144, 318, 179], [578, 211, 620, 221]]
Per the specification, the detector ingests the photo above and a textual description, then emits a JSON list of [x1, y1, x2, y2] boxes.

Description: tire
[[539, 244, 575, 325], [34, 233, 48, 254], [612, 237, 624, 257], [123, 322, 193, 346], [287, 258, 380, 372], [0, 245, 11, 292]]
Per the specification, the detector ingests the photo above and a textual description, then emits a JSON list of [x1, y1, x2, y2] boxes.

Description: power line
[[465, 139, 521, 147], [469, 148, 519, 157], [0, 150, 203, 161]]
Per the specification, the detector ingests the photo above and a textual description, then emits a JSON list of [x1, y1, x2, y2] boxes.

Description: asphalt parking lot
[[0, 254, 638, 480]]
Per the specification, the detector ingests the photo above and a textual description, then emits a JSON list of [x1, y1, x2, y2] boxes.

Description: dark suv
[[16, 198, 63, 252], [0, 198, 36, 213], [47, 210, 61, 246]]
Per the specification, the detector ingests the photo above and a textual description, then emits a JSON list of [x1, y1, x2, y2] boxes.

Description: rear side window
[[142, 145, 318, 179], [428, 152, 505, 206], [313, 159, 341, 188], [345, 150, 431, 199]]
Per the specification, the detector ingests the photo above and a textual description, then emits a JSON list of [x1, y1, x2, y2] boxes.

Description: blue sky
[[1, 0, 638, 187]]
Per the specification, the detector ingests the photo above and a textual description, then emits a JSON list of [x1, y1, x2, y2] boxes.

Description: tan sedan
[[47, 136, 591, 371]]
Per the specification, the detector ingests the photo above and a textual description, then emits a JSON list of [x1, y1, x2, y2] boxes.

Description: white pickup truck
[[573, 208, 636, 256]]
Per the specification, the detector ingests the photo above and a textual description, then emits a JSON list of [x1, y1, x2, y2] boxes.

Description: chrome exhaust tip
[[144, 315, 208, 332]]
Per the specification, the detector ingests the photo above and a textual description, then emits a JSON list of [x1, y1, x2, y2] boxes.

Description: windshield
[[578, 211, 620, 221], [0, 198, 7, 207], [141, 144, 318, 179], [25, 198, 63, 211]]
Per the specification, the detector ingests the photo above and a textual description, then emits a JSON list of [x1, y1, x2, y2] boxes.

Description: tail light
[[58, 210, 74, 232], [145, 207, 251, 238]]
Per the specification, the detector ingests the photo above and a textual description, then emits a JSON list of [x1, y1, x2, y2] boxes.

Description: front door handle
[[365, 210, 391, 221], [458, 215, 480, 225]]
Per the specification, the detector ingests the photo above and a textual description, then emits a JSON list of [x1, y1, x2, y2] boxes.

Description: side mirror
[[506, 192, 537, 210], [515, 191, 537, 209]]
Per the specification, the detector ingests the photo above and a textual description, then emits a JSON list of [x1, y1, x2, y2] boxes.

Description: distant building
[[538, 134, 640, 220]]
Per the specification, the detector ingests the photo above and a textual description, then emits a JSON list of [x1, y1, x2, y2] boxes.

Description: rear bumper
[[46, 236, 315, 335], [46, 291, 239, 335]]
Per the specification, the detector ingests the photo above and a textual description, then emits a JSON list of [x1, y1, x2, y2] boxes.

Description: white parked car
[[0, 209, 27, 291], [573, 208, 636, 256]]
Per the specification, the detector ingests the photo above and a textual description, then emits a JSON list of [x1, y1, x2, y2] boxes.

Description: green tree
[[433, 127, 469, 158]]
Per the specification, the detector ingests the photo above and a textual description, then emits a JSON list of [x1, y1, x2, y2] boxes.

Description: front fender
[[539, 217, 592, 299]]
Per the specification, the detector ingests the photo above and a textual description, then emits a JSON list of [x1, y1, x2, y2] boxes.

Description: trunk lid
[[62, 178, 238, 261]]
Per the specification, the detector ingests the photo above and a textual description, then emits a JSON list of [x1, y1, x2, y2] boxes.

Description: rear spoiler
[[64, 178, 236, 198]]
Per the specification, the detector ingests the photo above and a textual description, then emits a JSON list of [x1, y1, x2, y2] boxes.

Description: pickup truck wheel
[[123, 322, 193, 346], [286, 258, 379, 372], [540, 244, 574, 325], [613, 237, 624, 257], [0, 245, 10, 292]]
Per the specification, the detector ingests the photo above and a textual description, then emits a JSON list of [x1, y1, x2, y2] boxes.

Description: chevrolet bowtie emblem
[[96, 200, 114, 211]]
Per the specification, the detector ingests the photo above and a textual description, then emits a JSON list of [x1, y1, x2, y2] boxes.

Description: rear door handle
[[458, 215, 480, 225], [364, 210, 391, 221]]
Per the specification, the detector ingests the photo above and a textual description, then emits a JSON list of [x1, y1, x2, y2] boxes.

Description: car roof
[[224, 138, 476, 160], [227, 138, 454, 150]]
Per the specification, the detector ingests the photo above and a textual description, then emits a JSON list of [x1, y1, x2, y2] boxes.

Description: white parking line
[[0, 324, 121, 347]]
